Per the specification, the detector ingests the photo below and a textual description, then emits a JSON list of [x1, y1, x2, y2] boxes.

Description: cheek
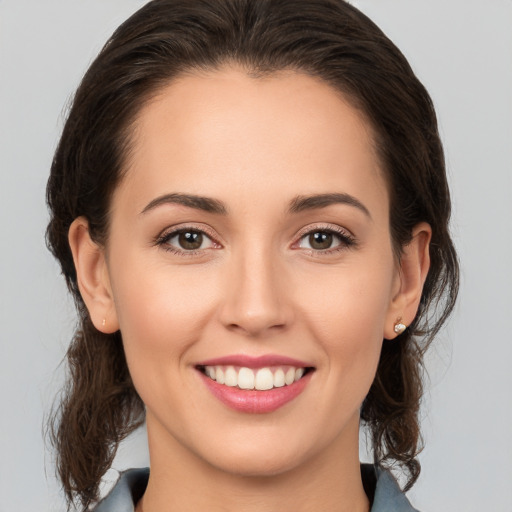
[[109, 253, 219, 367], [297, 254, 395, 386], [300, 255, 395, 333]]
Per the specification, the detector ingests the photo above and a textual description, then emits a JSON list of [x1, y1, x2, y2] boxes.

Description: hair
[[46, 0, 459, 509]]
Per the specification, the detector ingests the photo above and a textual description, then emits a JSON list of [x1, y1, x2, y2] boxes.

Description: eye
[[169, 230, 212, 250], [156, 227, 218, 253], [296, 227, 356, 253], [300, 231, 339, 250]]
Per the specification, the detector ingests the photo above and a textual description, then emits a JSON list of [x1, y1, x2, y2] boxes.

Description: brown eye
[[178, 231, 203, 250], [308, 231, 334, 250], [297, 228, 355, 253], [161, 229, 215, 252]]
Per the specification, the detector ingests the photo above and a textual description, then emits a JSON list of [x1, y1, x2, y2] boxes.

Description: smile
[[196, 355, 315, 413], [200, 365, 308, 391]]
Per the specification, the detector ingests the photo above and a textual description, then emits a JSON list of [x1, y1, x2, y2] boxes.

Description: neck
[[138, 416, 370, 512]]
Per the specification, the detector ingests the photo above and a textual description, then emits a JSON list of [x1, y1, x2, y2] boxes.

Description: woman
[[46, 0, 459, 511]]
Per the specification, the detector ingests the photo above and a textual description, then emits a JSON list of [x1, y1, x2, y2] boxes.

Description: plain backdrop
[[1, 1, 511, 510]]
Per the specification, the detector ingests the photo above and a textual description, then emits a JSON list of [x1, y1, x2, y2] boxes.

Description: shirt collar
[[93, 465, 419, 512]]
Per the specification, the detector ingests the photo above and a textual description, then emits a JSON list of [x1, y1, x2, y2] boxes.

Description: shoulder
[[92, 468, 149, 512], [362, 464, 420, 512]]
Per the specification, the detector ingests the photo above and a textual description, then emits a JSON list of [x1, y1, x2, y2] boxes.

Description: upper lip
[[196, 354, 313, 369]]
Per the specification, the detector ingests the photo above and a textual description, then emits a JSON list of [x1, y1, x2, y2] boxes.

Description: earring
[[394, 318, 407, 335], [102, 318, 106, 328]]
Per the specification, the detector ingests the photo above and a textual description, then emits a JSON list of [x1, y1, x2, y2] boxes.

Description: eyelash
[[293, 224, 357, 256], [154, 224, 357, 257], [154, 225, 220, 257]]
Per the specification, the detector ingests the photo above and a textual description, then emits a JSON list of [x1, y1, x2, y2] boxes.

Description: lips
[[196, 355, 314, 413]]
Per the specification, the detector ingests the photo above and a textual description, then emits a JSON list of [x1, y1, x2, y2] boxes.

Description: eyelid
[[294, 222, 354, 240], [154, 223, 223, 253], [292, 223, 357, 253], [153, 222, 356, 256]]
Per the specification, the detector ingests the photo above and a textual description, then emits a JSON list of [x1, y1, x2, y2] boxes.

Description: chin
[[191, 429, 320, 479], [207, 449, 305, 479]]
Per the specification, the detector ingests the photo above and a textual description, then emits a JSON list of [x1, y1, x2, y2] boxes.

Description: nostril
[[223, 317, 287, 337], [217, 267, 293, 335]]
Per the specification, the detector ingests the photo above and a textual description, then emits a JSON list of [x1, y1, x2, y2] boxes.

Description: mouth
[[195, 355, 315, 413], [196, 364, 315, 391]]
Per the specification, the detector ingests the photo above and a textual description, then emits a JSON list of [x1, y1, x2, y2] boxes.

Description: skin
[[69, 67, 431, 512]]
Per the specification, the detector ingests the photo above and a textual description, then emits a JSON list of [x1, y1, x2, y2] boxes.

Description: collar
[[93, 465, 419, 512], [362, 464, 420, 512]]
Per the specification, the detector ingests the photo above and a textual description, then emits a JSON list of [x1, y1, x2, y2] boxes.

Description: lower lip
[[199, 371, 312, 414]]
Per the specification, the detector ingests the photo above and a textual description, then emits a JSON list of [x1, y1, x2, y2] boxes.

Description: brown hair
[[46, 0, 459, 509]]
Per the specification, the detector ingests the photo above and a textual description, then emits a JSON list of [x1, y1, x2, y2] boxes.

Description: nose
[[218, 246, 293, 337]]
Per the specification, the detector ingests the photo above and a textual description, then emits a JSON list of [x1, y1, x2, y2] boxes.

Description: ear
[[68, 217, 119, 333], [384, 222, 431, 340]]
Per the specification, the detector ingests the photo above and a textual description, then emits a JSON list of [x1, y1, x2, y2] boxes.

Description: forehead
[[117, 66, 387, 217]]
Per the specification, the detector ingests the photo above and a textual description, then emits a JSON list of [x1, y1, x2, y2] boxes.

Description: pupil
[[179, 231, 202, 250], [310, 231, 332, 250]]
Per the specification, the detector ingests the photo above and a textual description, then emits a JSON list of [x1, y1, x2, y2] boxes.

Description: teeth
[[273, 368, 285, 387], [285, 368, 295, 385], [238, 367, 255, 390], [224, 366, 237, 387], [204, 365, 307, 390], [255, 368, 273, 390]]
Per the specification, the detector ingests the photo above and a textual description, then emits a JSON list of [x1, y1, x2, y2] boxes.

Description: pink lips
[[198, 354, 311, 369], [196, 354, 314, 414]]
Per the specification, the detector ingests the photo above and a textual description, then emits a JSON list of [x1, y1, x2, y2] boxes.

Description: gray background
[[1, 0, 511, 510]]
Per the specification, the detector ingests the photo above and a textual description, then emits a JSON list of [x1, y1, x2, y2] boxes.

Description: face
[[103, 68, 402, 476]]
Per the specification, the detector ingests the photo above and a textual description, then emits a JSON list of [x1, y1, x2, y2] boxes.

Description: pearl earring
[[102, 318, 106, 327], [394, 318, 407, 335]]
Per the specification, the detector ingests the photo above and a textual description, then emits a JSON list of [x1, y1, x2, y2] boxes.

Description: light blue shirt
[[93, 465, 419, 511]]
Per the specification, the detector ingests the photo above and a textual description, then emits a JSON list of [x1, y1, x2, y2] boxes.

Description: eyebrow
[[140, 193, 228, 215], [140, 191, 371, 219], [288, 193, 371, 219]]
